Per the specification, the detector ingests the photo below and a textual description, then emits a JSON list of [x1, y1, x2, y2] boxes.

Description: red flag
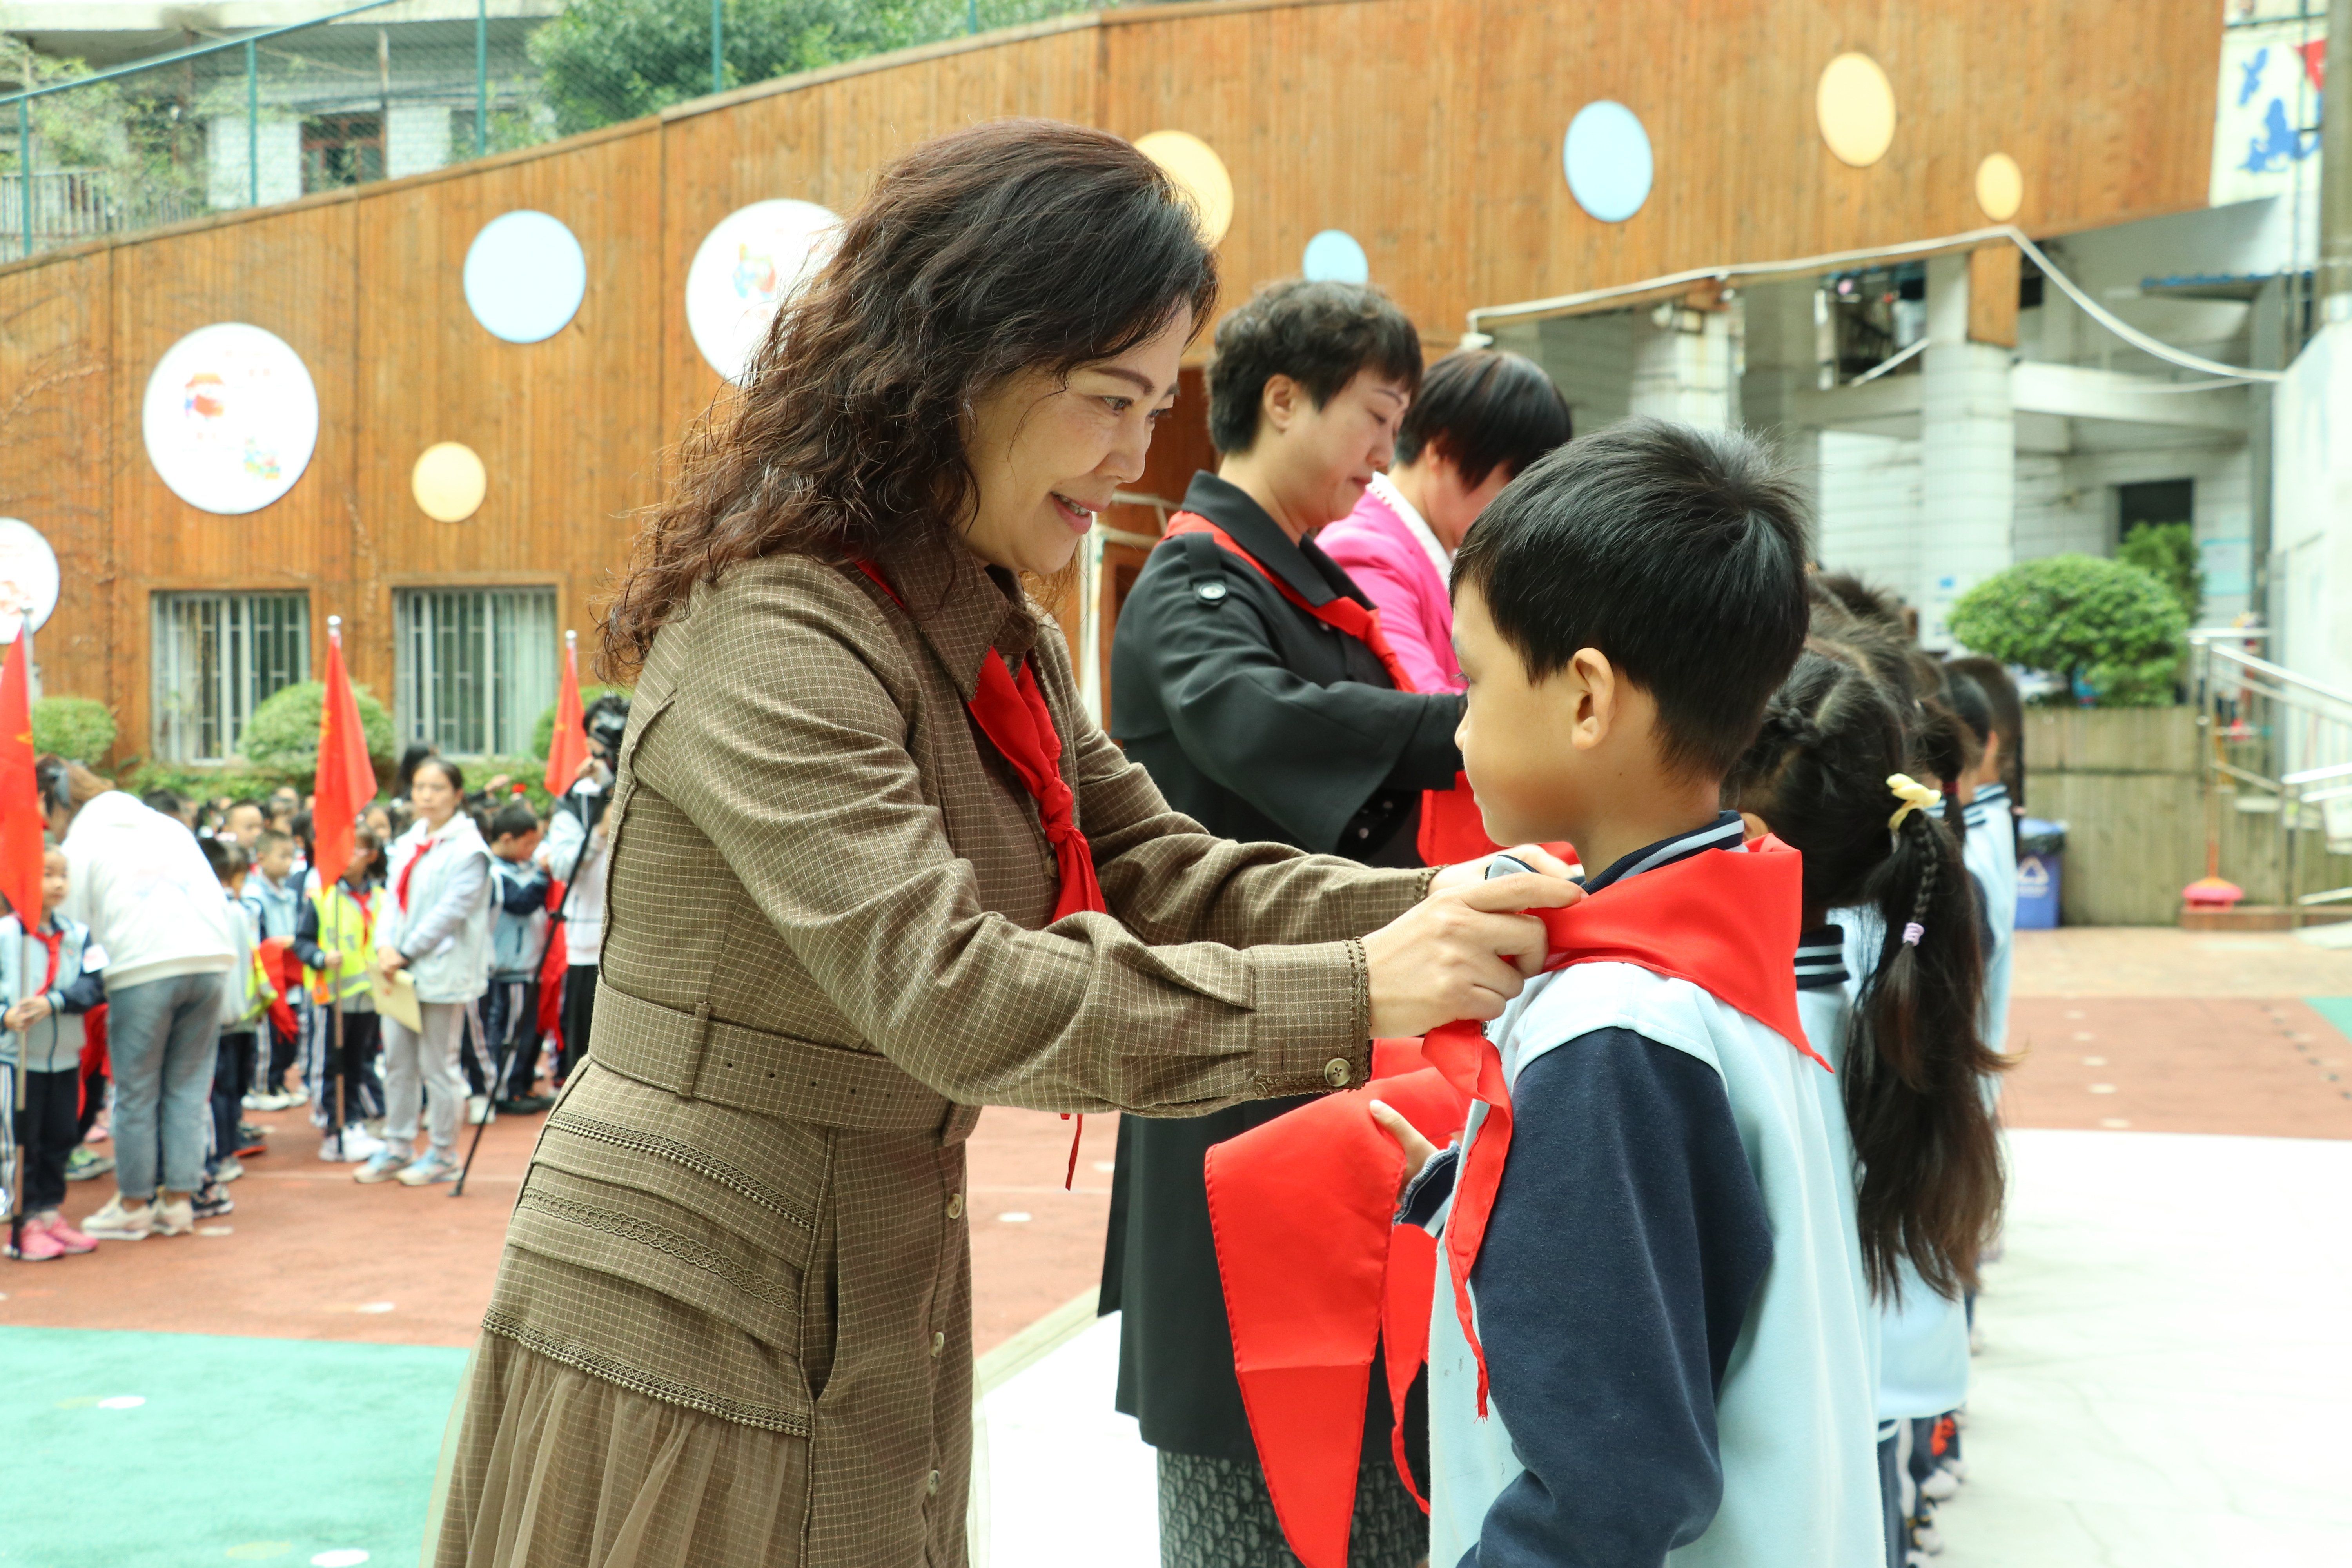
[[544, 629, 588, 797], [0, 628, 44, 924], [313, 616, 377, 892]]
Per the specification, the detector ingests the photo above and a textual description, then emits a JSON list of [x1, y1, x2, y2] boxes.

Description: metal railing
[[2190, 630, 2352, 920]]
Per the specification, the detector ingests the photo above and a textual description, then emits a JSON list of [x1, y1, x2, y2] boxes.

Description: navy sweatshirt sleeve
[[497, 864, 550, 915], [52, 969, 105, 1014], [1463, 1028, 1775, 1568], [292, 896, 329, 972]]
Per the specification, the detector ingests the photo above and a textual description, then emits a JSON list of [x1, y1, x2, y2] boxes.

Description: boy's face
[[1452, 579, 1664, 848], [226, 804, 264, 846], [258, 841, 298, 882], [494, 828, 541, 862], [40, 851, 67, 913]]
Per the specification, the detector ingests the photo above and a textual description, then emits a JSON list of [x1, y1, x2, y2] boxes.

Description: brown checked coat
[[434, 531, 1431, 1568]]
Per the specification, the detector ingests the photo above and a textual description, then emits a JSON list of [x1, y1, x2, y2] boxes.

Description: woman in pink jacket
[[1318, 348, 1572, 691]]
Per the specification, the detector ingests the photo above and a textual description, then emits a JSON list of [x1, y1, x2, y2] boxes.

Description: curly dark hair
[[602, 119, 1220, 677], [1204, 278, 1422, 455]]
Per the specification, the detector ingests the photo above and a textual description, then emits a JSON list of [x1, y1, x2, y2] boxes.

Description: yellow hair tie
[[1886, 773, 1939, 831]]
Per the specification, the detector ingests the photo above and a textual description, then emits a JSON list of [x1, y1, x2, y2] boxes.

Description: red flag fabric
[[545, 631, 589, 798], [0, 628, 44, 925], [1205, 836, 1818, 1568], [312, 620, 377, 895]]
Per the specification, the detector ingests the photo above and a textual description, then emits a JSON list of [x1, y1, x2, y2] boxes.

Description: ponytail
[[1847, 806, 2007, 1301]]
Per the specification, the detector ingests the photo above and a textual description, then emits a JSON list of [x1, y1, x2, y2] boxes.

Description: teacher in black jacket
[[1103, 279, 1463, 1567]]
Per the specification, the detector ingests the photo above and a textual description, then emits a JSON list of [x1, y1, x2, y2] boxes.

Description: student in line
[[296, 827, 388, 1163], [1, 845, 106, 1260], [481, 801, 552, 1115], [1380, 420, 1883, 1566]]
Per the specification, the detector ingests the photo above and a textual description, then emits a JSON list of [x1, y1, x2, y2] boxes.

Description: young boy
[[200, 837, 273, 1209], [294, 830, 387, 1163], [482, 801, 552, 1114], [241, 828, 307, 1109], [2, 846, 107, 1259], [1387, 419, 1880, 1566]]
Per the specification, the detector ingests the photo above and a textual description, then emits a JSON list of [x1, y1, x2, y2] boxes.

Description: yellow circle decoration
[[1816, 53, 1897, 168], [1975, 152, 2024, 222], [411, 441, 487, 523], [1134, 130, 1234, 247]]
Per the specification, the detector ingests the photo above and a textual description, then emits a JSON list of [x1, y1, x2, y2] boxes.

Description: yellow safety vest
[[307, 882, 378, 1003]]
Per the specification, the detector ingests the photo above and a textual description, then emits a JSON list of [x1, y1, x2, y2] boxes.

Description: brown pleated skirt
[[431, 1334, 813, 1568]]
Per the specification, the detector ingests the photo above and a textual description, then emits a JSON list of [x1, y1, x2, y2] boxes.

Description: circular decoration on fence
[[412, 442, 487, 523], [1561, 100, 1654, 223], [684, 198, 841, 385], [463, 210, 588, 344], [1975, 151, 2024, 221], [1134, 131, 1234, 247], [0, 519, 60, 644], [1816, 53, 1897, 167], [1302, 229, 1369, 284], [141, 323, 319, 515]]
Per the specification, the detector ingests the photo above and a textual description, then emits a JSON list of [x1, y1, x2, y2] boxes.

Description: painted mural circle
[[1816, 53, 1897, 167], [0, 518, 60, 644], [1135, 130, 1234, 247], [412, 441, 488, 523], [684, 198, 842, 385], [1975, 152, 2024, 221], [141, 323, 319, 515], [1562, 100, 1654, 223], [463, 209, 588, 344], [1302, 229, 1370, 284]]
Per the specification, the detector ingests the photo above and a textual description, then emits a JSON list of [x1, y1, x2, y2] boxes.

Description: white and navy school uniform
[[1404, 815, 1880, 1568], [1962, 783, 2018, 1060]]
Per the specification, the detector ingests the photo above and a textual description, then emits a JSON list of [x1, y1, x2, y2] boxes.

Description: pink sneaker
[[38, 1214, 96, 1254], [5, 1223, 65, 1261]]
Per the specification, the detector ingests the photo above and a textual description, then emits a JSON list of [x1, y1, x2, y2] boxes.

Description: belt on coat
[[588, 979, 978, 1142]]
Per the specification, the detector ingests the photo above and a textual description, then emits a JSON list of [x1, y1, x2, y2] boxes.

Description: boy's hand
[[1368, 1098, 1437, 1199], [319, 949, 341, 969], [1426, 842, 1577, 897], [1363, 871, 1582, 1038], [4, 996, 51, 1031]]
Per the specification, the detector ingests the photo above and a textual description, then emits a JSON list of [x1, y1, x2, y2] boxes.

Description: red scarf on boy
[[1202, 836, 1818, 1568]]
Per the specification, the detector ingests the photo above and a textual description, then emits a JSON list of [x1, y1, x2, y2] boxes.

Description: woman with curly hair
[[428, 119, 1577, 1568]]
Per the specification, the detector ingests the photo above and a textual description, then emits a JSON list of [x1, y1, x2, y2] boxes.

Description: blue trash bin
[[2015, 817, 2065, 929]]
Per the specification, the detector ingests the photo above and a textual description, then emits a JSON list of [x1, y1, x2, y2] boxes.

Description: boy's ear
[[1567, 647, 1616, 751]]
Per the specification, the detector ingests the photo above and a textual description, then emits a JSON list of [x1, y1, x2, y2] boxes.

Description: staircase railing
[[2190, 632, 2352, 921]]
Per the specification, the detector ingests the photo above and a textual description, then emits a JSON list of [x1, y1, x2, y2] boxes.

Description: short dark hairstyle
[[1395, 349, 1572, 488], [255, 828, 294, 854], [225, 800, 263, 822], [142, 788, 183, 817], [488, 801, 541, 842], [1205, 279, 1423, 455], [412, 755, 465, 794], [1453, 418, 1811, 780], [201, 835, 247, 882]]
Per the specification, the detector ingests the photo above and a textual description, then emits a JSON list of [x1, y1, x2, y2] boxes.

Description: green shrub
[[530, 685, 631, 760], [1949, 554, 2189, 707], [31, 697, 116, 762], [118, 760, 282, 804], [2116, 521, 2203, 626], [238, 681, 397, 784]]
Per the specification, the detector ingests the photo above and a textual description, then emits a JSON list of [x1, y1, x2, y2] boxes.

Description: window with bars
[[151, 592, 312, 763], [395, 587, 558, 759]]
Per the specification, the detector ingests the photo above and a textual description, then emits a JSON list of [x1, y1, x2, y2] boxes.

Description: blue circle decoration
[[1562, 101, 1654, 224], [463, 210, 588, 344], [1301, 229, 1369, 285]]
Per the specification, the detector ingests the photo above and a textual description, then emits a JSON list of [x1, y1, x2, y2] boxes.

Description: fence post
[[16, 96, 29, 259], [967, 0, 980, 34], [711, 0, 724, 94], [475, 0, 488, 158], [245, 40, 258, 208]]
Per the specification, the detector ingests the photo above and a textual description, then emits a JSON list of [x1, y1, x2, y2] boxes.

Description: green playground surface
[[0, 1327, 465, 1568]]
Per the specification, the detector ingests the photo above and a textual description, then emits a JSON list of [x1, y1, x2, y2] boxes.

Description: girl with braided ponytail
[[1725, 648, 2007, 1568]]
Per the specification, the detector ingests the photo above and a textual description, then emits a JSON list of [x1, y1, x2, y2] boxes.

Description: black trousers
[[14, 1066, 78, 1213], [557, 965, 597, 1083], [212, 1032, 257, 1168], [481, 979, 541, 1100]]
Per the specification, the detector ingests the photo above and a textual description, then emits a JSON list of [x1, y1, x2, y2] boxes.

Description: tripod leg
[[452, 999, 506, 1198]]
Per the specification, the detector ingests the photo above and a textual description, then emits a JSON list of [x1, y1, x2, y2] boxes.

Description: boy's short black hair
[[201, 835, 247, 882], [255, 828, 294, 854], [1454, 417, 1811, 780], [1395, 349, 1572, 488], [142, 788, 183, 817], [1205, 279, 1423, 455], [488, 801, 541, 842]]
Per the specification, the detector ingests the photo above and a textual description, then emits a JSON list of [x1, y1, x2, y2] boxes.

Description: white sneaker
[[466, 1094, 492, 1126], [1912, 1521, 1945, 1555], [396, 1151, 458, 1186], [1920, 1467, 1959, 1502], [148, 1195, 195, 1236], [318, 1127, 383, 1162], [79, 1195, 153, 1241], [241, 1092, 270, 1111], [355, 1150, 411, 1184], [211, 1157, 246, 1184]]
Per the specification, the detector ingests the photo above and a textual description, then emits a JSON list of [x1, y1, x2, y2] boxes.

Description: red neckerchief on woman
[[853, 558, 1105, 1184], [1159, 513, 1501, 866], [394, 835, 438, 913]]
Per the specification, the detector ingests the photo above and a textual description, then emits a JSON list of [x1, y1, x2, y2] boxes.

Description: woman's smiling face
[[959, 307, 1192, 578]]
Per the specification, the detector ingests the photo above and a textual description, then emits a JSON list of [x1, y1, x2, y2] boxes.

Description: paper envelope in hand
[[372, 966, 423, 1032]]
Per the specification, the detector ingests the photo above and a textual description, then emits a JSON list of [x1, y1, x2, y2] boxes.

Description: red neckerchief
[[394, 837, 436, 913], [29, 920, 62, 997], [1202, 837, 1818, 1568], [853, 559, 1106, 1184], [1160, 513, 1503, 867]]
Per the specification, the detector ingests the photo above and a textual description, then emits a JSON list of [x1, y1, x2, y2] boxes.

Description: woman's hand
[[1368, 1098, 1438, 1199], [377, 950, 408, 975], [1362, 869, 1582, 1038], [4, 995, 51, 1031], [1426, 841, 1578, 897]]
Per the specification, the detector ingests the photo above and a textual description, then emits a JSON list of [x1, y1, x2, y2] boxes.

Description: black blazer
[[1100, 470, 1463, 1462]]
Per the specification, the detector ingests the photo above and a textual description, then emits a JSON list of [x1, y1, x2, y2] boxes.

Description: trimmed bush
[[238, 681, 397, 784], [2116, 521, 2203, 626], [1949, 554, 2189, 707], [31, 696, 116, 762]]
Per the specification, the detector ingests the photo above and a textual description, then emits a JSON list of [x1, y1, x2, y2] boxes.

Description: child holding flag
[[2, 845, 106, 1260]]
